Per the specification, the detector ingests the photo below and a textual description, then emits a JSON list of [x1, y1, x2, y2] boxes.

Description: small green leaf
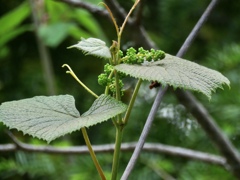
[[0, 94, 127, 143], [68, 37, 111, 59], [115, 54, 230, 99]]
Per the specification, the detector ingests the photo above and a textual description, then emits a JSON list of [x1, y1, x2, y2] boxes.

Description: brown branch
[[57, 0, 109, 17], [0, 134, 226, 167]]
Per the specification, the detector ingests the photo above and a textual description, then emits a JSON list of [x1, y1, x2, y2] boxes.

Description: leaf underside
[[115, 54, 230, 99], [0, 94, 127, 143], [68, 37, 111, 59]]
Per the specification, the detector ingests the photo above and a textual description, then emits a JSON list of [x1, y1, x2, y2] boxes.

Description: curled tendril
[[62, 64, 98, 98]]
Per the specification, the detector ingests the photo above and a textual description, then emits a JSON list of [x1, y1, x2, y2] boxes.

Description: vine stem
[[111, 126, 124, 180], [81, 128, 106, 180], [111, 79, 142, 180], [110, 1, 141, 178]]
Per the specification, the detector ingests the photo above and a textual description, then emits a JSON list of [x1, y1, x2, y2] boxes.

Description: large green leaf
[[39, 22, 74, 47], [115, 54, 230, 99], [0, 94, 127, 143], [68, 37, 111, 59], [0, 2, 31, 52]]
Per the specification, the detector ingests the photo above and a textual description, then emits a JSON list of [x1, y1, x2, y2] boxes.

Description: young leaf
[[115, 54, 230, 99], [68, 37, 111, 59], [0, 94, 127, 143]]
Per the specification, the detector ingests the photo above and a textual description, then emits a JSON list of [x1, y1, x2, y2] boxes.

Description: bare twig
[[0, 135, 226, 167], [176, 0, 219, 57]]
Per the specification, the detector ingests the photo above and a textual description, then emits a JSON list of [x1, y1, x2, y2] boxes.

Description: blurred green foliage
[[0, 0, 240, 179]]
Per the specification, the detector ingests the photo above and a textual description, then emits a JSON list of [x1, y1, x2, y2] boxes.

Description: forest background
[[0, 0, 240, 179]]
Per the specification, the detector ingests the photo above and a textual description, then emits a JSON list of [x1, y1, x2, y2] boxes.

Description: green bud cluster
[[109, 78, 124, 96], [98, 63, 113, 87], [98, 63, 124, 96], [98, 47, 164, 96], [122, 47, 165, 64]]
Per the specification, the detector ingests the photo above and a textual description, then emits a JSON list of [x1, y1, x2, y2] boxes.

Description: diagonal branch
[[121, 86, 167, 179]]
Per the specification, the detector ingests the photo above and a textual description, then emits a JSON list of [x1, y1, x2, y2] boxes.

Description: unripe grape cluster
[[121, 47, 165, 64], [98, 63, 124, 96], [98, 47, 165, 96], [98, 63, 113, 87]]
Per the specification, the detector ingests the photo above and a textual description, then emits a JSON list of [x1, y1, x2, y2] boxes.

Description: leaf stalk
[[81, 128, 106, 180], [123, 79, 142, 125]]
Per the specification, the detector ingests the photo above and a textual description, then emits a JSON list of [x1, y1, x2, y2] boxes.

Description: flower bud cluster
[[98, 63, 124, 96], [98, 47, 165, 96], [122, 47, 165, 64]]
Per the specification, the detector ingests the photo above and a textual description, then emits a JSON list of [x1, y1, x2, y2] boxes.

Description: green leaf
[[0, 25, 31, 48], [0, 2, 30, 36], [71, 9, 105, 38], [115, 54, 230, 99], [68, 37, 111, 59], [0, 2, 31, 51], [38, 22, 74, 47], [0, 94, 127, 143]]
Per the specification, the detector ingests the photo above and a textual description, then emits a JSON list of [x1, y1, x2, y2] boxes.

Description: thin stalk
[[62, 64, 98, 98], [117, 0, 140, 62], [62, 64, 103, 178], [114, 70, 121, 102], [114, 71, 123, 125], [100, 2, 119, 36], [111, 126, 124, 180], [119, 0, 140, 37], [104, 70, 114, 95], [123, 79, 142, 125], [81, 128, 106, 180]]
